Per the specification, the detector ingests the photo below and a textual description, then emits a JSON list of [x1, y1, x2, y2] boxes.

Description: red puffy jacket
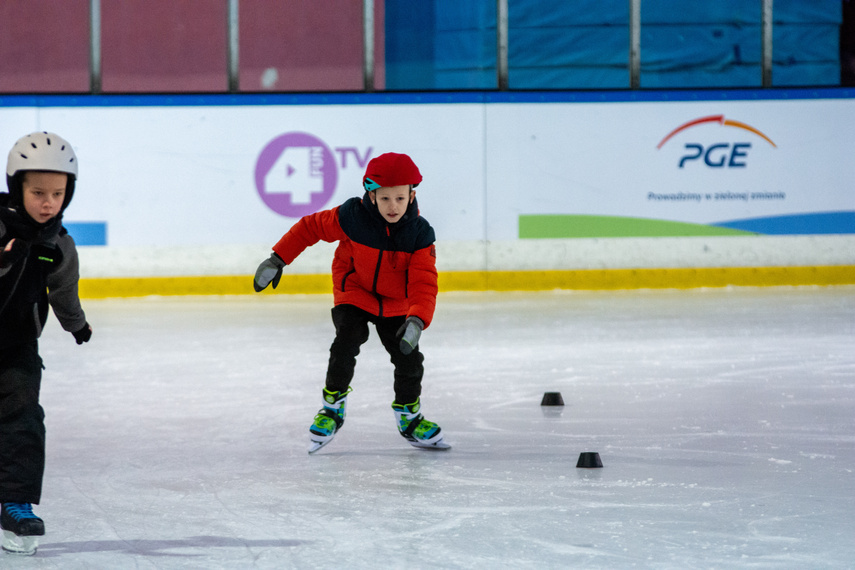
[[272, 193, 438, 327]]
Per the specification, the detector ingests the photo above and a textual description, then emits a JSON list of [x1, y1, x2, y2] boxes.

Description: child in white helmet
[[0, 132, 92, 556]]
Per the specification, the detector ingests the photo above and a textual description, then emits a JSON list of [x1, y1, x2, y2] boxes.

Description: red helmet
[[362, 152, 422, 191]]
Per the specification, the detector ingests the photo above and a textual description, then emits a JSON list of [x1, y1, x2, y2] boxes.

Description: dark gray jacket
[[0, 195, 87, 348]]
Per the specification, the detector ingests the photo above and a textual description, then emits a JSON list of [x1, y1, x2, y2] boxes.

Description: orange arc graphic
[[656, 115, 776, 149], [722, 119, 777, 147]]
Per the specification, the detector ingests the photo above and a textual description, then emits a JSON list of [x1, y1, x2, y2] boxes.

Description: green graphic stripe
[[519, 215, 755, 238]]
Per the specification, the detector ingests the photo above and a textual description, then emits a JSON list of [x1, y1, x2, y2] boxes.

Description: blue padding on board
[[1, 89, 852, 108]]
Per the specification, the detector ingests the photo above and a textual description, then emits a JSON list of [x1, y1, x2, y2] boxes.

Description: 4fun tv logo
[[255, 132, 373, 217], [657, 115, 776, 168]]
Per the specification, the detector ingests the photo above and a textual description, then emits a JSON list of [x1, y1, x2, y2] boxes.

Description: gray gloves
[[397, 316, 424, 355], [253, 253, 286, 292]]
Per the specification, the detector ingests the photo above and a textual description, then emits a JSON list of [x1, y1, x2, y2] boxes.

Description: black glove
[[72, 323, 92, 345], [397, 316, 424, 355], [0, 239, 29, 269], [253, 253, 286, 292]]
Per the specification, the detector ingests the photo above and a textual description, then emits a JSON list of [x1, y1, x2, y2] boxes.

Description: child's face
[[370, 184, 414, 224], [22, 171, 67, 224]]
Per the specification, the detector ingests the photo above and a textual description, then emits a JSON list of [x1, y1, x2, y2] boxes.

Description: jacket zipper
[[371, 226, 390, 317], [372, 247, 384, 317]]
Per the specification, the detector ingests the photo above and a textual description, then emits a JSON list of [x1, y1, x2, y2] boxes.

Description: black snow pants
[[0, 341, 45, 504], [325, 304, 424, 405]]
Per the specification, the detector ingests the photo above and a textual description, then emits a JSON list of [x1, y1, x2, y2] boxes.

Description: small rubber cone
[[576, 452, 603, 468], [540, 392, 564, 406]]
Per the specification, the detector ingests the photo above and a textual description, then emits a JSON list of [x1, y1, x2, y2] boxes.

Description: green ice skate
[[308, 387, 351, 454], [392, 399, 450, 450]]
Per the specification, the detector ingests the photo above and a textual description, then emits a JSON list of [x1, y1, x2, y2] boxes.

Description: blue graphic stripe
[[65, 222, 107, 246], [713, 212, 855, 235], [0, 87, 852, 108]]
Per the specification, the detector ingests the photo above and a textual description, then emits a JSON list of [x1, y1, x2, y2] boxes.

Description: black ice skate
[[1, 503, 45, 556]]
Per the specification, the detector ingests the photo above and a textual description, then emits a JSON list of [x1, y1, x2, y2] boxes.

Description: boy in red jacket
[[254, 153, 448, 453]]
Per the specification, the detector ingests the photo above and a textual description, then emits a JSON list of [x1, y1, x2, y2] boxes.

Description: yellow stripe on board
[[78, 266, 855, 298], [440, 266, 855, 291], [78, 274, 331, 298]]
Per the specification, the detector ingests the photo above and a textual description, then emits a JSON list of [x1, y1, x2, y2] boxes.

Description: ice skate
[[308, 387, 351, 454], [392, 399, 450, 450], [1, 503, 44, 556]]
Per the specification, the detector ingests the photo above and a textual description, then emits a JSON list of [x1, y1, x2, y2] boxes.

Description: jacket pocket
[[340, 268, 356, 292]]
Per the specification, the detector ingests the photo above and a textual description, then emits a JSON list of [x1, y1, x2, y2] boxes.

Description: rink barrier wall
[[77, 265, 855, 298]]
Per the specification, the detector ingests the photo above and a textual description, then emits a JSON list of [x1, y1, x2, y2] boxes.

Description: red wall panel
[[0, 0, 90, 93], [100, 0, 227, 93], [239, 0, 384, 92]]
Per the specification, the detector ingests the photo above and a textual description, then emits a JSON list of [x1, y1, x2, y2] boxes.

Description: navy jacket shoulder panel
[[338, 196, 384, 249], [409, 216, 436, 251], [338, 193, 435, 253]]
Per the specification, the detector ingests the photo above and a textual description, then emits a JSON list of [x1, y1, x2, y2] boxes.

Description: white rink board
[[24, 104, 486, 246], [1, 93, 853, 278], [486, 98, 854, 237]]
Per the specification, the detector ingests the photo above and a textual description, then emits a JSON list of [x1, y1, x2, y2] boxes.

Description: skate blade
[[2, 531, 38, 556], [409, 438, 451, 450], [308, 436, 334, 454]]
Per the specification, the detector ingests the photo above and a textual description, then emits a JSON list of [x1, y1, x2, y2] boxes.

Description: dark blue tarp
[[773, 61, 841, 86], [641, 65, 762, 89], [641, 2, 760, 25], [509, 0, 628, 26], [384, 0, 842, 90], [507, 0, 628, 88], [773, 0, 842, 24], [508, 26, 629, 88], [641, 25, 762, 69], [384, 0, 436, 90], [385, 0, 496, 89], [773, 22, 841, 86], [640, 24, 762, 88]]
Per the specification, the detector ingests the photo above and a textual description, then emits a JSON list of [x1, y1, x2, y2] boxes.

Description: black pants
[[0, 341, 45, 504], [326, 304, 424, 404]]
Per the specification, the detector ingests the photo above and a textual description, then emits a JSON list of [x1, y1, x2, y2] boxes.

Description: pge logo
[[657, 115, 776, 168], [255, 132, 372, 217]]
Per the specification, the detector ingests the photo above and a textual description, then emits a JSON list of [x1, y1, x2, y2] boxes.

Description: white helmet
[[7, 131, 78, 178], [5, 131, 78, 213]]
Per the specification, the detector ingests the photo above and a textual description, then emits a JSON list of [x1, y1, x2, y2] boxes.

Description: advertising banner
[[486, 98, 855, 240], [2, 93, 852, 254], [18, 103, 486, 247]]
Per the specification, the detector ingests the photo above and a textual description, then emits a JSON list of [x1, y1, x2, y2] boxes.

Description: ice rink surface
[[10, 286, 855, 568]]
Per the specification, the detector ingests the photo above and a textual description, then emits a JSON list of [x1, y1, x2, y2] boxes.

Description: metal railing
[[85, 0, 779, 94]]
